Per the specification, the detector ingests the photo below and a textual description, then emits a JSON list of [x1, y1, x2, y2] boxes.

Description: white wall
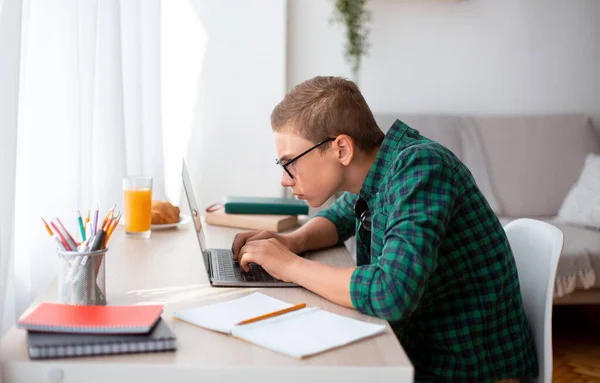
[[180, 0, 287, 211], [288, 0, 600, 116]]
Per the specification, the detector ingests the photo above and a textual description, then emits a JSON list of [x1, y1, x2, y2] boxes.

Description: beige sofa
[[371, 114, 600, 304]]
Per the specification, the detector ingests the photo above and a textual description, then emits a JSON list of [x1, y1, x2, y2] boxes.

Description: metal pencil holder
[[57, 248, 107, 306]]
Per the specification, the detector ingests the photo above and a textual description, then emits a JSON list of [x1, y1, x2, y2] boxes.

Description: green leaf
[[332, 0, 371, 80]]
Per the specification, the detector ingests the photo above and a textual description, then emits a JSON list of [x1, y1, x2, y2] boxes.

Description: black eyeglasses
[[275, 138, 335, 179]]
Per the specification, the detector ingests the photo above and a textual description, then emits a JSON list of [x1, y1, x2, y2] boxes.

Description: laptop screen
[[181, 160, 210, 274]]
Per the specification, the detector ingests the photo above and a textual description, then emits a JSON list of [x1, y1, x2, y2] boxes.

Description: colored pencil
[[101, 204, 115, 230], [42, 217, 67, 251], [92, 205, 99, 236], [77, 210, 86, 242], [41, 217, 53, 237], [56, 218, 78, 250], [104, 211, 121, 246], [50, 221, 72, 251]]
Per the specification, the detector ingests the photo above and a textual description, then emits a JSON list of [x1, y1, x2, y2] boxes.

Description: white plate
[[119, 214, 191, 231], [152, 214, 191, 230]]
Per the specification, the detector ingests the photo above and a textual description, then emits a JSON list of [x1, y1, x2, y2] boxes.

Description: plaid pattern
[[315, 120, 537, 382]]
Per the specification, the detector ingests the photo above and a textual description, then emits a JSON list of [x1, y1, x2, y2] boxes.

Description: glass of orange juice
[[123, 176, 153, 238]]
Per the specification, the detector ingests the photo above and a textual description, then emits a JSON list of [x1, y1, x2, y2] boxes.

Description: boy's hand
[[232, 230, 300, 261], [238, 238, 301, 282]]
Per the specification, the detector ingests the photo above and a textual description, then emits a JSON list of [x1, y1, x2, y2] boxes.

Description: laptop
[[182, 160, 296, 287]]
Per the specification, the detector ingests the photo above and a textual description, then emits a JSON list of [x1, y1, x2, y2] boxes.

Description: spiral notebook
[[18, 303, 163, 334], [27, 318, 177, 359]]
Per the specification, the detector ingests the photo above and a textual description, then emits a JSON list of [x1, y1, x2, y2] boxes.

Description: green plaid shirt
[[315, 120, 537, 382]]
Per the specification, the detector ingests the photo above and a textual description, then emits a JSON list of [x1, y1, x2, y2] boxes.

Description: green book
[[224, 196, 309, 215]]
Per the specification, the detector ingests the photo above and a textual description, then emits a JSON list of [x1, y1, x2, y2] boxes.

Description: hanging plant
[[332, 0, 371, 81]]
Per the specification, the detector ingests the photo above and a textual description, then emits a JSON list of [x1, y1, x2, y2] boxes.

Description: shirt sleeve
[[313, 192, 358, 243], [350, 147, 457, 322]]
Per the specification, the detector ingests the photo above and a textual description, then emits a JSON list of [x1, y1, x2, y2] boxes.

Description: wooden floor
[[552, 305, 600, 383]]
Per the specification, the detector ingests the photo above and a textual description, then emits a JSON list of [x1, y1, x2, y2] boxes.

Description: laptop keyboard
[[212, 249, 275, 282]]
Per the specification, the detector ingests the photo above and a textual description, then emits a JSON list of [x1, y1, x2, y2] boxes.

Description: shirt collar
[[359, 119, 419, 199]]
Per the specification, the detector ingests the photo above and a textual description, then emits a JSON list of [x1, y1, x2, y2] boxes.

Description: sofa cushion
[[557, 153, 600, 230], [473, 116, 600, 217], [374, 114, 464, 161], [500, 217, 600, 298]]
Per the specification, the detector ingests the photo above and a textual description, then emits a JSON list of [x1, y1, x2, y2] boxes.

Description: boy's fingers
[[239, 251, 257, 273], [232, 232, 256, 260], [247, 231, 275, 243]]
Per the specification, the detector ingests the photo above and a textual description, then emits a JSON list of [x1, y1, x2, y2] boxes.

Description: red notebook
[[18, 303, 163, 334]]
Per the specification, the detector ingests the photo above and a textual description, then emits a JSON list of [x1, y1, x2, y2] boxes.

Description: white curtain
[[2, 0, 287, 334], [0, 0, 22, 337], [9, 0, 165, 320]]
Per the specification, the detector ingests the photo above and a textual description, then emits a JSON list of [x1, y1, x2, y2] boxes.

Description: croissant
[[151, 201, 180, 224]]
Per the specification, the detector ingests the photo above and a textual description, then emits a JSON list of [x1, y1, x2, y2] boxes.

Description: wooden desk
[[1, 220, 413, 383]]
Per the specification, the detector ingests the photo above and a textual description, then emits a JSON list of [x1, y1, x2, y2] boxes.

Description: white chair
[[504, 218, 564, 383]]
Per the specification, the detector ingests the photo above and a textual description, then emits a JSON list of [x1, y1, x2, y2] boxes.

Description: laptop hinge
[[205, 250, 212, 278]]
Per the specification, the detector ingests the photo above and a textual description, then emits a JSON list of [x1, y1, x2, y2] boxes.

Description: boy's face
[[274, 129, 344, 208]]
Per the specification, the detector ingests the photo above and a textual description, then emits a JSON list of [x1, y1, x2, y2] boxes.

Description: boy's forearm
[[291, 257, 356, 309], [285, 217, 340, 253], [282, 216, 356, 308]]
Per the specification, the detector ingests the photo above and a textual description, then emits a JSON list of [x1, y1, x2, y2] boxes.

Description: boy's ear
[[334, 135, 354, 166]]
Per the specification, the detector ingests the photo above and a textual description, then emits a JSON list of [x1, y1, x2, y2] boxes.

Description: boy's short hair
[[271, 76, 384, 152]]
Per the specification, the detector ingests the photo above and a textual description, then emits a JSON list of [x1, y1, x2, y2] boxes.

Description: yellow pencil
[[101, 204, 116, 230], [104, 211, 121, 246], [235, 303, 307, 326], [41, 217, 54, 236]]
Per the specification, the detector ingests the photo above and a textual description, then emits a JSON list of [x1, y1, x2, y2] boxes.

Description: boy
[[232, 76, 537, 382]]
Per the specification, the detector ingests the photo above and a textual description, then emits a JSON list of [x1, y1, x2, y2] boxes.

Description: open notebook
[[173, 292, 385, 359]]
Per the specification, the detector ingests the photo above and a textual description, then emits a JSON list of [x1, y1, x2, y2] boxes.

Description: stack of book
[[205, 196, 309, 232], [17, 303, 176, 359]]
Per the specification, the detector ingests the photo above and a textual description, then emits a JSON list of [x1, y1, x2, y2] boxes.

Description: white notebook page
[[232, 307, 386, 358], [173, 292, 293, 334]]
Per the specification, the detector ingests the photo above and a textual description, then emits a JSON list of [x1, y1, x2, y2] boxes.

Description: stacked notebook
[[17, 303, 177, 359], [206, 196, 309, 232]]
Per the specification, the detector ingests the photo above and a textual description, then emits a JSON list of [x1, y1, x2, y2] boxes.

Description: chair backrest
[[504, 219, 564, 383]]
